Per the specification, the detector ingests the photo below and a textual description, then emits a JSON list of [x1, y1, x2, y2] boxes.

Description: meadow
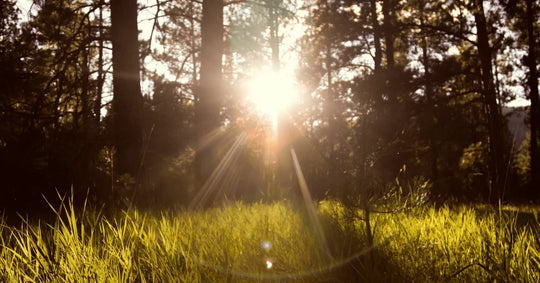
[[1, 197, 539, 282]]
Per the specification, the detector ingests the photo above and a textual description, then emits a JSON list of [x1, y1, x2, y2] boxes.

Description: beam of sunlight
[[290, 148, 333, 262], [215, 155, 243, 202], [189, 132, 247, 209], [192, 126, 227, 153]]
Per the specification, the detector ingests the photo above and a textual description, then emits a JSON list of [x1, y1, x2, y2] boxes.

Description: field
[[1, 198, 539, 282]]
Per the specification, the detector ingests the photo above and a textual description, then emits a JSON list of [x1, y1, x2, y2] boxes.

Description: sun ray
[[189, 132, 247, 209], [192, 126, 227, 153], [291, 148, 333, 262]]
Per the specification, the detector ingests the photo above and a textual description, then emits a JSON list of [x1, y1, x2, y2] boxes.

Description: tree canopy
[[0, 0, 538, 213]]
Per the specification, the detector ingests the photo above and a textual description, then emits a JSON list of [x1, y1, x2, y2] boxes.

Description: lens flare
[[264, 257, 275, 269], [262, 241, 272, 251], [266, 260, 273, 269]]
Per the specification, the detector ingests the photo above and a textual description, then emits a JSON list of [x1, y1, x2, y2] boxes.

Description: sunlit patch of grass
[[1, 197, 539, 282], [0, 199, 341, 282], [370, 205, 540, 282]]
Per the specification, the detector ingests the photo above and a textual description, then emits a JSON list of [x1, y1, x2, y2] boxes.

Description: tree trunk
[[95, 5, 104, 127], [324, 0, 337, 169], [382, 0, 395, 69], [81, 33, 90, 131], [419, 1, 439, 192], [195, 0, 224, 189], [473, 0, 506, 201], [111, 0, 143, 179], [190, 0, 197, 83], [268, 0, 292, 189], [268, 0, 280, 71], [370, 0, 382, 72], [525, 0, 539, 196], [382, 0, 398, 110]]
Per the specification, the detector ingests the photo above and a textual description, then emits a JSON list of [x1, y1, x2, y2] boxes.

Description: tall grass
[[1, 197, 539, 282], [367, 204, 540, 281]]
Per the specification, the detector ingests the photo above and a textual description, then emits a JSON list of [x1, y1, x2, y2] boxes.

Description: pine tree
[[194, 0, 224, 190], [111, 0, 144, 181]]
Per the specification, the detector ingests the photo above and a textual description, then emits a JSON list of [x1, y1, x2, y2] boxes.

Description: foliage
[[0, 0, 108, 210], [0, 0, 537, 213], [459, 141, 489, 198], [230, 0, 296, 69], [514, 134, 531, 185]]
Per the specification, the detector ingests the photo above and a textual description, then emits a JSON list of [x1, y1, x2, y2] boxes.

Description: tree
[[0, 0, 116, 209], [297, 0, 359, 195], [194, 0, 224, 190], [472, 0, 508, 200], [154, 0, 201, 84], [524, 0, 539, 196], [230, 0, 294, 71], [110, 0, 144, 180]]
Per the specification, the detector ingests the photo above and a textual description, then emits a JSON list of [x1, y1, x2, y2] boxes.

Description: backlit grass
[[1, 198, 539, 282]]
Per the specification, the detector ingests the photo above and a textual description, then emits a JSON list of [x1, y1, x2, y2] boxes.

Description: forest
[[0, 0, 539, 281]]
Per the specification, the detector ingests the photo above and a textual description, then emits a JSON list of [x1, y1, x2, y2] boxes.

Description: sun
[[245, 70, 299, 117]]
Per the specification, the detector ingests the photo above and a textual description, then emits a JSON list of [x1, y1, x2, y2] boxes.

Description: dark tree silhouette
[[194, 0, 224, 189], [524, 0, 539, 196], [472, 0, 507, 200], [111, 0, 144, 179], [0, 0, 538, 212]]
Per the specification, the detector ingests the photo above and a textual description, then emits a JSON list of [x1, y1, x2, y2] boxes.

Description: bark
[[195, 0, 224, 188], [525, 0, 539, 195], [81, 33, 90, 131], [111, 0, 144, 178], [382, 0, 398, 110], [473, 0, 506, 200], [190, 1, 197, 83], [95, 5, 104, 126], [370, 0, 382, 72], [324, 0, 339, 177], [419, 1, 439, 192], [382, 0, 395, 68]]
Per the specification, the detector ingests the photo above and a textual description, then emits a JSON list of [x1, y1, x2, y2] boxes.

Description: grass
[[1, 197, 539, 282]]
